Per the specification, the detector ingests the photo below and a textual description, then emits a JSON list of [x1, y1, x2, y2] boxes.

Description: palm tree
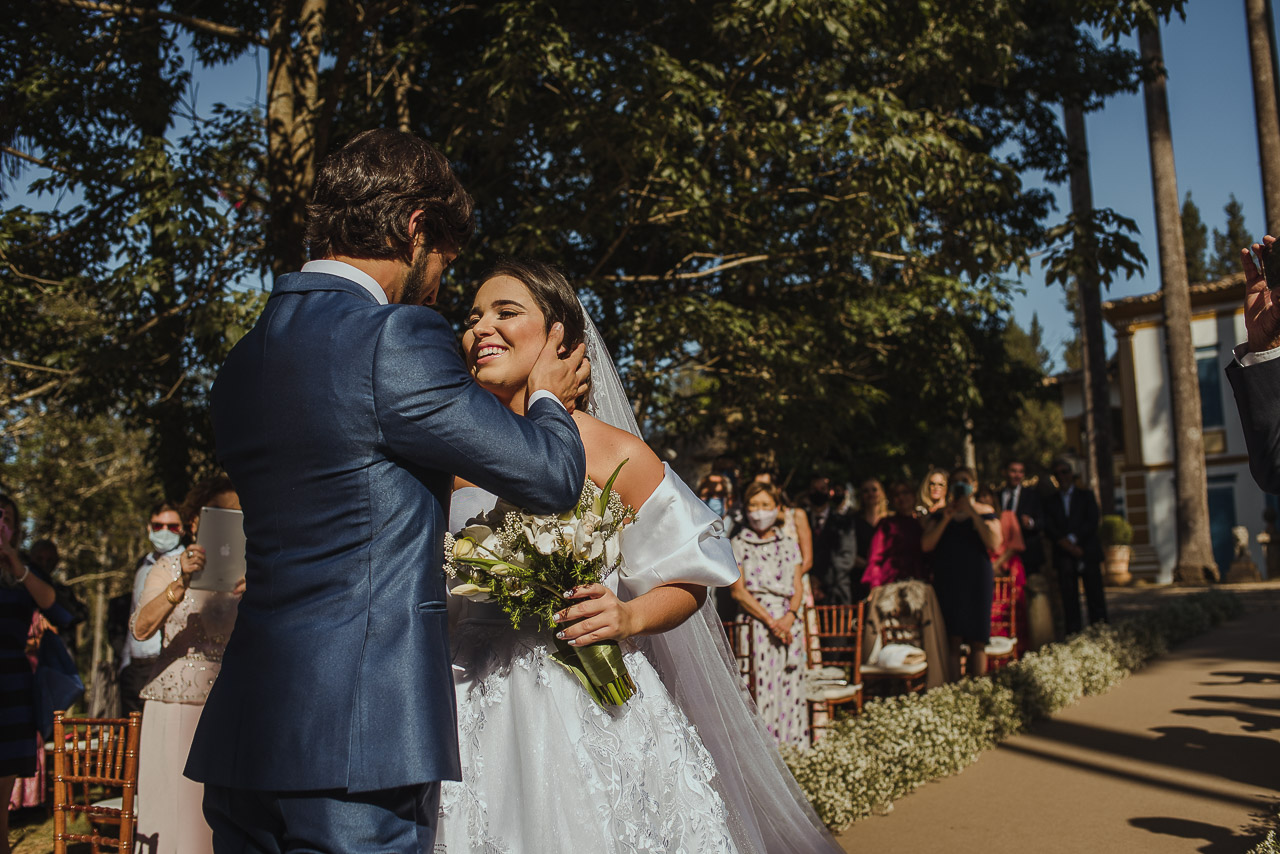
[[1246, 0, 1280, 234], [1139, 23, 1216, 584], [1063, 101, 1116, 514]]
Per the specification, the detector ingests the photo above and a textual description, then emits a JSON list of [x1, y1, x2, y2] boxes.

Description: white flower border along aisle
[[781, 590, 1246, 831]]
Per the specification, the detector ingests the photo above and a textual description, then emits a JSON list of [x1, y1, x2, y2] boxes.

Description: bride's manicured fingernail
[[562, 589, 575, 599], [555, 630, 566, 639]]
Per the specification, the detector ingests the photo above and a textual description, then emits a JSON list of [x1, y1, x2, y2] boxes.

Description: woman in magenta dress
[[976, 486, 1027, 655], [862, 482, 928, 589]]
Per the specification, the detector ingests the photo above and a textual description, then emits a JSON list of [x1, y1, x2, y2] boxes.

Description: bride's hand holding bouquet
[[445, 460, 638, 706]]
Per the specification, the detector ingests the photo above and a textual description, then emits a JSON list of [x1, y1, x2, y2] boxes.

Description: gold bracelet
[[164, 582, 184, 605]]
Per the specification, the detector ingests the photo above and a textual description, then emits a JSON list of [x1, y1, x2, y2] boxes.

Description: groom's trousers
[[204, 782, 440, 854]]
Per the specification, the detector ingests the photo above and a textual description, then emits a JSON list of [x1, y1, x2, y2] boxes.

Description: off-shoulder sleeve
[[616, 464, 741, 597]]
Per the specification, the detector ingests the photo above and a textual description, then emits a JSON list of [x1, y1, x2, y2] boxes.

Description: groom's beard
[[400, 250, 431, 306]]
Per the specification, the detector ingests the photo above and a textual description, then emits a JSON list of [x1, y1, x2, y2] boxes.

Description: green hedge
[[782, 590, 1246, 831]]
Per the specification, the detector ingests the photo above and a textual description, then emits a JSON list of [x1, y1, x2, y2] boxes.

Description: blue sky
[[1014, 2, 1275, 370]]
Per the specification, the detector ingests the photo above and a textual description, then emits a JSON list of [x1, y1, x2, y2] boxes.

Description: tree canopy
[[0, 0, 1161, 568]]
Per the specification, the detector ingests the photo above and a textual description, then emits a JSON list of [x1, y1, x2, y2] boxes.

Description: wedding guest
[[119, 501, 184, 716], [750, 472, 813, 574], [729, 482, 808, 747], [28, 539, 87, 657], [916, 467, 948, 517], [976, 485, 1027, 654], [862, 482, 927, 588], [697, 473, 734, 523], [0, 495, 65, 854], [853, 479, 888, 581], [1044, 459, 1107, 635], [132, 477, 243, 854], [999, 459, 1045, 576], [921, 468, 1001, 679], [1227, 236, 1280, 493], [806, 475, 859, 604]]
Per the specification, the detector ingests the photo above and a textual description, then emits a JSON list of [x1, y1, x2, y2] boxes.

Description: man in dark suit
[[1227, 236, 1280, 493], [999, 460, 1045, 576], [805, 476, 860, 605], [1044, 459, 1107, 635], [185, 130, 588, 853]]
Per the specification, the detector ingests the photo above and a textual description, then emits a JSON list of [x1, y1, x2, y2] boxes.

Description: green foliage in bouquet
[[444, 461, 637, 706]]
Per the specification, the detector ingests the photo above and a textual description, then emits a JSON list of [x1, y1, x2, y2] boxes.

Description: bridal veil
[[580, 307, 841, 854]]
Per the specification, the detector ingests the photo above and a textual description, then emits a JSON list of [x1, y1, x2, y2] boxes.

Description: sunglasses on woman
[[149, 522, 182, 533]]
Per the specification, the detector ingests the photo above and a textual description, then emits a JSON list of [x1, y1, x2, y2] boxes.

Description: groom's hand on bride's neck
[[528, 322, 589, 412]]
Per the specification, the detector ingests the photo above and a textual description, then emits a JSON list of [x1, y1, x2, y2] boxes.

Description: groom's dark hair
[[482, 259, 585, 353], [307, 129, 475, 264]]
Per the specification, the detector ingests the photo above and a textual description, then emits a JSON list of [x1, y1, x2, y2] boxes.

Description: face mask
[[149, 528, 181, 554], [950, 482, 974, 500], [748, 508, 779, 532], [706, 497, 726, 517]]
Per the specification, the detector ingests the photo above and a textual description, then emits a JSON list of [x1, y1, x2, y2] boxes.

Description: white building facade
[[1093, 274, 1268, 583]]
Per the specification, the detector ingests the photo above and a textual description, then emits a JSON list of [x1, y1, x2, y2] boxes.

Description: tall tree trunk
[[1140, 25, 1216, 584], [267, 0, 329, 278], [1247, 0, 1280, 234], [1063, 101, 1115, 514]]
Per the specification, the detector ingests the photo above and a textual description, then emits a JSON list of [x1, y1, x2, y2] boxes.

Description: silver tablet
[[190, 507, 247, 592]]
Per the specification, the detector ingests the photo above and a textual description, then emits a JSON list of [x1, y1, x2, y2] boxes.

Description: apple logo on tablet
[[221, 545, 231, 557]]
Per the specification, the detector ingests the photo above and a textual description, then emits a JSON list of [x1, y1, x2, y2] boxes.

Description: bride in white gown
[[439, 260, 840, 854]]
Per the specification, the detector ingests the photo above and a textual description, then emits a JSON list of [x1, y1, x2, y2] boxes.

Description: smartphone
[[1258, 242, 1280, 290], [949, 482, 973, 501]]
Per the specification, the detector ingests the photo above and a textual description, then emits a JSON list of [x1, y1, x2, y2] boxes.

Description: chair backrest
[[52, 711, 142, 854], [721, 620, 756, 702], [991, 574, 1016, 639], [806, 603, 864, 675]]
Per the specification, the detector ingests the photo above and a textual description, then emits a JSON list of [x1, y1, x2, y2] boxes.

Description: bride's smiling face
[[463, 275, 549, 397]]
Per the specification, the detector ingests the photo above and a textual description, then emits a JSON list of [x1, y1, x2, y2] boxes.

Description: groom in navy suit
[[185, 130, 588, 853]]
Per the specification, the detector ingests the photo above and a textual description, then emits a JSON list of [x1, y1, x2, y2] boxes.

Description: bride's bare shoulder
[[572, 412, 665, 508]]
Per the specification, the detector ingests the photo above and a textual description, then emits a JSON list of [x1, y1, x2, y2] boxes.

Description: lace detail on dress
[[439, 619, 738, 854], [132, 555, 240, 705]]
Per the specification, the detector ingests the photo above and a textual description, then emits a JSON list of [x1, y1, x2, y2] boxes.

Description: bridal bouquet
[[444, 462, 637, 706]]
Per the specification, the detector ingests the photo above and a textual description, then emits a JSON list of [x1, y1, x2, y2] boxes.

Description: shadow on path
[[1128, 817, 1267, 854], [1200, 671, 1280, 686], [1007, 718, 1280, 794]]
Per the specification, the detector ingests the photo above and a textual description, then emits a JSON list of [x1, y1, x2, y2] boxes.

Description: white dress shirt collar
[[301, 260, 389, 305]]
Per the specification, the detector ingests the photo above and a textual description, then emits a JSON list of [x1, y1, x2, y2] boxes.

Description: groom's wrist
[[527, 389, 566, 411]]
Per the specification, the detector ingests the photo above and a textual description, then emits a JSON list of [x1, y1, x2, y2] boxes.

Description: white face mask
[[748, 508, 779, 532], [149, 528, 181, 555]]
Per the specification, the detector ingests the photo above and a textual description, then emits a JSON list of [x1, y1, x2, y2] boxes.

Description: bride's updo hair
[[481, 259, 585, 353]]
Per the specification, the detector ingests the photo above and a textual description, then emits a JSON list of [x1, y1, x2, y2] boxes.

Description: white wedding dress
[[438, 466, 743, 854], [437, 306, 842, 854]]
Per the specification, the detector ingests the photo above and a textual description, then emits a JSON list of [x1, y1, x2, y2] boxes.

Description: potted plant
[[1099, 514, 1134, 586]]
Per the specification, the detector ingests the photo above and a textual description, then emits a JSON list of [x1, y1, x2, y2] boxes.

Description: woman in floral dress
[[729, 482, 808, 747]]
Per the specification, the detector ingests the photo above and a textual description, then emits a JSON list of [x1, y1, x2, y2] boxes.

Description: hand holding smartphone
[[1254, 241, 1280, 291]]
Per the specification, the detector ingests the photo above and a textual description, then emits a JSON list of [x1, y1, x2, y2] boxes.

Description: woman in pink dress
[[976, 486, 1027, 654], [131, 477, 243, 854]]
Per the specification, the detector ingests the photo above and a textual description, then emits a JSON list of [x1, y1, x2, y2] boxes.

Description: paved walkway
[[837, 594, 1280, 853]]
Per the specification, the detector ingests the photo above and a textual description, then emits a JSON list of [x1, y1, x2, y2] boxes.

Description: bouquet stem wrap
[[552, 634, 635, 706]]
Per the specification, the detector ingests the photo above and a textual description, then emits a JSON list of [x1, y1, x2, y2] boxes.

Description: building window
[[1196, 345, 1225, 430]]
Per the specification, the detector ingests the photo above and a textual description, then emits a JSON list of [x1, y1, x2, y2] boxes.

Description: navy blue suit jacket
[[184, 271, 586, 793], [1227, 356, 1280, 494]]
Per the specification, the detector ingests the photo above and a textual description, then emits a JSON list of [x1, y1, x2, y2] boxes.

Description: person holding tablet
[[130, 475, 243, 854]]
